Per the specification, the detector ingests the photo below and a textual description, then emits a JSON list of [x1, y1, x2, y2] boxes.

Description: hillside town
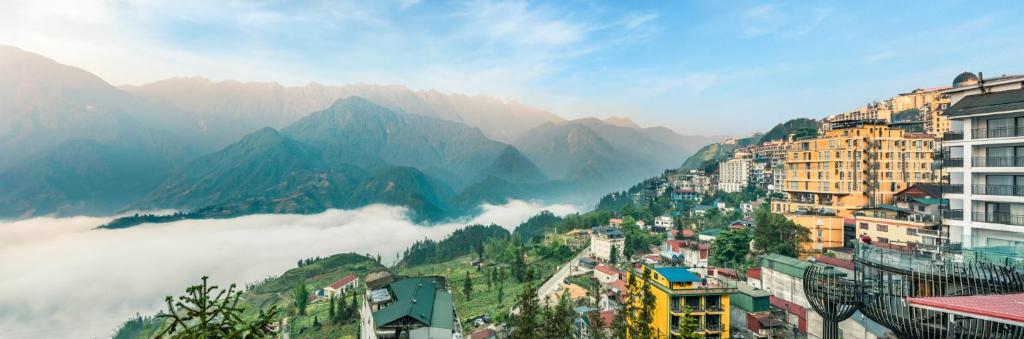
[[124, 71, 1024, 339]]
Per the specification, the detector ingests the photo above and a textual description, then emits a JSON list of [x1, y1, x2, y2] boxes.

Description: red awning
[[906, 293, 1024, 326]]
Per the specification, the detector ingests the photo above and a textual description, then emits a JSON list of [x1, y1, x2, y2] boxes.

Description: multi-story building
[[939, 71, 1024, 248], [591, 226, 626, 262], [360, 276, 460, 339], [719, 157, 751, 193], [820, 87, 951, 136], [626, 265, 735, 339], [851, 183, 947, 255], [772, 120, 938, 252]]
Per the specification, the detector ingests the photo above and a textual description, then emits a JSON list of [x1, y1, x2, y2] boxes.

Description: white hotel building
[[941, 72, 1024, 248]]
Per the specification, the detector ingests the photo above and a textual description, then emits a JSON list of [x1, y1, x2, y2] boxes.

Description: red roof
[[747, 268, 762, 280], [907, 293, 1024, 325], [595, 265, 620, 276], [329, 274, 358, 290], [599, 310, 616, 328], [607, 279, 627, 292], [665, 240, 684, 252], [815, 255, 854, 270], [470, 328, 497, 339], [715, 267, 738, 279]]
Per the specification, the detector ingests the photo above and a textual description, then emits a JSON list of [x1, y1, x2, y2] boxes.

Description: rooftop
[[945, 88, 1024, 118], [652, 266, 701, 283], [328, 274, 358, 290], [907, 293, 1024, 326], [371, 276, 454, 330]]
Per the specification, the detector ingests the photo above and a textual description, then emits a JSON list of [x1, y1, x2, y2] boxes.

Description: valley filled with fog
[[0, 200, 576, 338]]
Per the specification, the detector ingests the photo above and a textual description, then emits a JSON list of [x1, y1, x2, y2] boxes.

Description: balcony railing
[[941, 209, 964, 221], [972, 156, 1024, 167], [942, 158, 964, 167], [973, 212, 1024, 226], [703, 323, 723, 332], [972, 127, 1024, 139], [943, 184, 963, 194], [971, 184, 1024, 196], [943, 131, 964, 141]]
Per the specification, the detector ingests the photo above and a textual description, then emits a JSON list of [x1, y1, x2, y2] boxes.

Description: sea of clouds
[[0, 200, 577, 339]]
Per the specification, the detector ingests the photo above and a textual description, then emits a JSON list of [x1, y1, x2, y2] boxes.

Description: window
[[878, 237, 889, 243], [877, 224, 889, 232], [859, 222, 868, 230], [907, 228, 918, 236]]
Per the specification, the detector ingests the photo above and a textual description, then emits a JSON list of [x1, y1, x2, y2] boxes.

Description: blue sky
[[3, 0, 1023, 136]]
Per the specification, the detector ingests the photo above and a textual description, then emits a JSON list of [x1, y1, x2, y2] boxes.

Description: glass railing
[[973, 212, 1024, 226], [943, 184, 963, 194], [971, 184, 1024, 196], [941, 209, 963, 220], [943, 131, 964, 141], [972, 127, 1024, 139], [856, 242, 954, 273], [942, 158, 963, 167], [972, 156, 1024, 167]]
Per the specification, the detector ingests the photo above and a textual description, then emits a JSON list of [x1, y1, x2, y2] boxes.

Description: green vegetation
[[156, 276, 278, 338], [709, 229, 753, 269], [401, 224, 510, 266], [753, 207, 811, 258], [760, 118, 819, 142]]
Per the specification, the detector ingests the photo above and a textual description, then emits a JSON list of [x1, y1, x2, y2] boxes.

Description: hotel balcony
[[941, 209, 964, 221], [972, 126, 1024, 139], [970, 184, 1024, 197], [942, 184, 963, 194], [941, 157, 963, 168], [972, 156, 1024, 167], [972, 212, 1024, 226], [942, 131, 964, 141]]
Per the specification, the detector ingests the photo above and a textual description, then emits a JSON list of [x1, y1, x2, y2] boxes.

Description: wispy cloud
[[0, 201, 577, 339], [739, 4, 831, 39]]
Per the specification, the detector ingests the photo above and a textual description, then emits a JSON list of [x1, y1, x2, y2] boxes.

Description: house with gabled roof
[[324, 274, 359, 297], [359, 276, 459, 339]]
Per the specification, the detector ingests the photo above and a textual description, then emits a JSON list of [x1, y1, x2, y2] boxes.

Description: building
[[772, 119, 938, 253], [728, 283, 783, 339], [671, 189, 701, 203], [654, 216, 673, 231], [940, 71, 1024, 248], [591, 226, 626, 262], [851, 184, 947, 255], [719, 158, 752, 193], [360, 276, 460, 339], [820, 86, 951, 136], [324, 274, 360, 297], [626, 265, 736, 339], [594, 264, 622, 284]]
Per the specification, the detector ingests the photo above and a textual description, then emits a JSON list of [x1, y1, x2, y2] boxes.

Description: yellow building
[[626, 265, 736, 339], [821, 87, 951, 136], [772, 120, 938, 252]]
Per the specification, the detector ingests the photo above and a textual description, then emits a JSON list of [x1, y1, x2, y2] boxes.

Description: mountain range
[[0, 45, 721, 222]]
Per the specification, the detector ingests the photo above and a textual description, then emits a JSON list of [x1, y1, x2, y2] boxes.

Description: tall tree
[[589, 310, 608, 339], [328, 294, 336, 322], [710, 229, 753, 269], [678, 306, 702, 339], [752, 207, 811, 257], [637, 268, 657, 338], [540, 294, 575, 338], [510, 284, 541, 338], [157, 276, 277, 338], [497, 283, 505, 304], [463, 271, 474, 300], [293, 280, 309, 316], [609, 244, 619, 265], [674, 217, 686, 240]]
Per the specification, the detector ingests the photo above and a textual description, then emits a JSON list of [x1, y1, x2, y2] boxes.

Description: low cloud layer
[[0, 201, 576, 339]]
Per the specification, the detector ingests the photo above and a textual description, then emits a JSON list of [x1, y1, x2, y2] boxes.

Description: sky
[[2, 0, 1024, 135]]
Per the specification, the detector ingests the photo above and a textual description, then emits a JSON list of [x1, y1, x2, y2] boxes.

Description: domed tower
[[953, 72, 979, 88]]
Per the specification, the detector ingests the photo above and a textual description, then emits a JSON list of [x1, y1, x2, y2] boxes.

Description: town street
[[537, 245, 591, 306]]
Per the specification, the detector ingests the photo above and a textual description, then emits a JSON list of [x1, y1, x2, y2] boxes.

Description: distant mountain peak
[[604, 116, 642, 129]]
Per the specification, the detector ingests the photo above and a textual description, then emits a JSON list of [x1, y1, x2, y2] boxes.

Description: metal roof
[[371, 277, 454, 330], [945, 88, 1024, 118], [652, 267, 701, 283], [907, 293, 1024, 326]]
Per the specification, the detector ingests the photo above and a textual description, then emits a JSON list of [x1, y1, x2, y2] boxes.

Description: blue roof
[[653, 267, 701, 283]]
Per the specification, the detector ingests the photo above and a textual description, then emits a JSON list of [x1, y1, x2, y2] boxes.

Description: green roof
[[700, 228, 724, 236], [759, 254, 812, 278], [911, 197, 947, 206], [731, 283, 772, 313], [371, 277, 454, 330]]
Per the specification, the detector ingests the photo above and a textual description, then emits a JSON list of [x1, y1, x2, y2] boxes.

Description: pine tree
[[540, 294, 575, 338], [293, 280, 309, 316], [679, 306, 702, 339], [497, 283, 505, 304], [609, 244, 619, 265], [463, 271, 474, 300], [611, 308, 628, 339], [510, 283, 540, 338], [674, 217, 685, 240], [486, 268, 493, 290], [328, 294, 336, 321], [589, 309, 608, 339], [157, 276, 277, 338], [638, 268, 657, 338]]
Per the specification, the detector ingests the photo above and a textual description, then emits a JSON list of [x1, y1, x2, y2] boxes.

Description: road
[[537, 245, 591, 306]]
